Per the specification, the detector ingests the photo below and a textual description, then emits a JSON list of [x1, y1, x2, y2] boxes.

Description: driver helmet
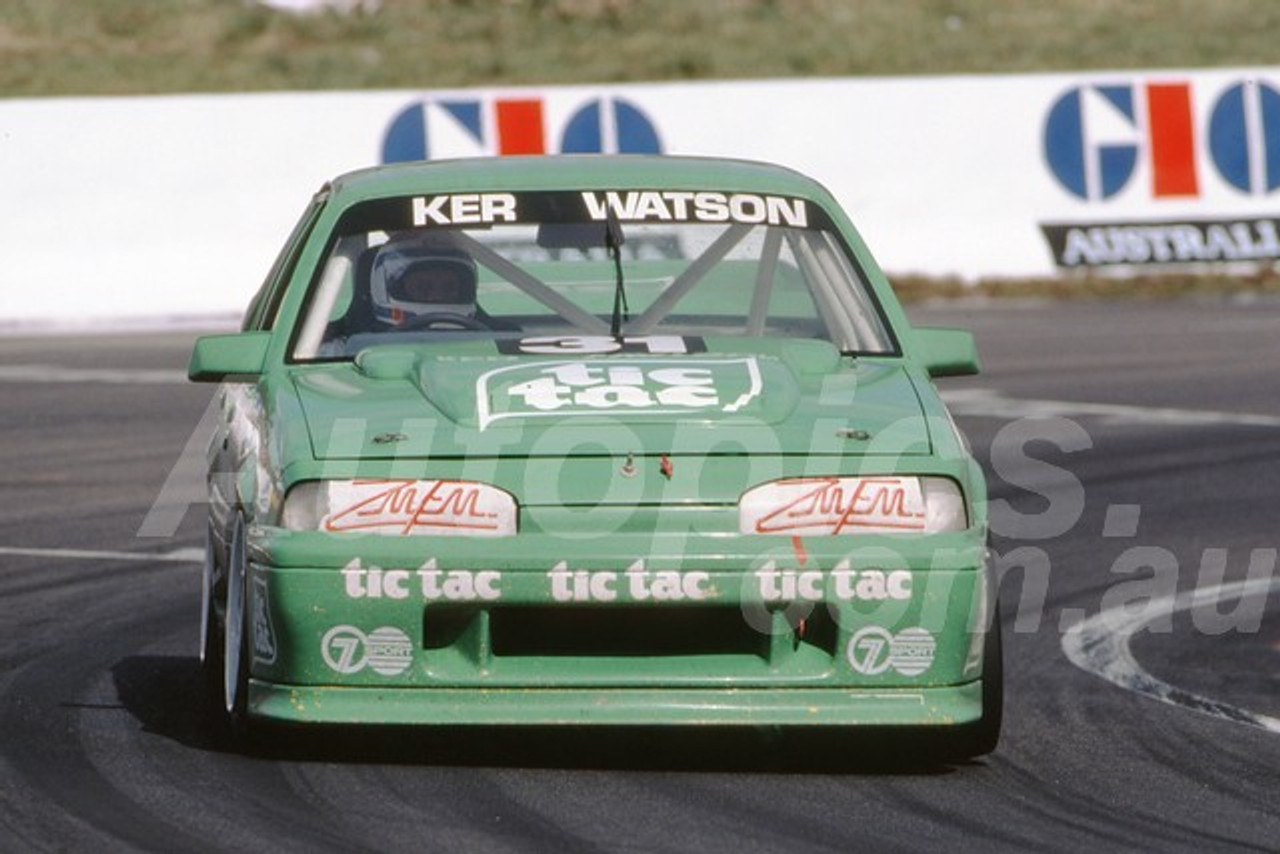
[[369, 239, 478, 326]]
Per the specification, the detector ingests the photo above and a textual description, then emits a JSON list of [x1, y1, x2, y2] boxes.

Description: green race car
[[190, 154, 1000, 756]]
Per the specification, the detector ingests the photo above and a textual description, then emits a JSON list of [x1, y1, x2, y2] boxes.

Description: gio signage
[[1044, 78, 1280, 201], [382, 95, 662, 162]]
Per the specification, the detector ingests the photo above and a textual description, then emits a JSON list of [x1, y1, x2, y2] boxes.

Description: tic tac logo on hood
[[475, 358, 763, 431], [381, 96, 662, 162], [1043, 78, 1280, 201]]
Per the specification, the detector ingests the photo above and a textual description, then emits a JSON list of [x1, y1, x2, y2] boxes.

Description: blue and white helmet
[[369, 239, 478, 325]]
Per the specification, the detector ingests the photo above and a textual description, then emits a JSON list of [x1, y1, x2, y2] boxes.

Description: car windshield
[[291, 190, 895, 360]]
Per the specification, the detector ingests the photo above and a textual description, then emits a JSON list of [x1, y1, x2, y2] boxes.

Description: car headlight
[[739, 476, 966, 535], [282, 479, 518, 536]]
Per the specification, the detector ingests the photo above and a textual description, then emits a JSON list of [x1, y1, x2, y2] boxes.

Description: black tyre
[[222, 515, 252, 738], [199, 523, 223, 673]]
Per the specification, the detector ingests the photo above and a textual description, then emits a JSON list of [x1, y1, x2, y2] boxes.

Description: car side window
[[242, 190, 328, 332]]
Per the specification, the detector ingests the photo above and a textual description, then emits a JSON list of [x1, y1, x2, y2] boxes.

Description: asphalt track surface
[[1, 298, 1278, 852]]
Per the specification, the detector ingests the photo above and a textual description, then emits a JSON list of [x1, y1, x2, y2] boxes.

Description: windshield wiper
[[606, 212, 628, 338]]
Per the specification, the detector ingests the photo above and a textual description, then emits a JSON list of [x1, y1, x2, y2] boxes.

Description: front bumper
[[243, 529, 991, 727], [249, 682, 983, 726]]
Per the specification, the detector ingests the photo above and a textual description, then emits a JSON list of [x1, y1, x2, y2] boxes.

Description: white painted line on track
[[1062, 575, 1280, 734], [943, 388, 1280, 428], [0, 365, 187, 384], [0, 545, 202, 563]]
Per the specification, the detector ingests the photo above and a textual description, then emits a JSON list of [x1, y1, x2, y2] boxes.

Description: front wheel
[[222, 515, 251, 735], [199, 523, 221, 675]]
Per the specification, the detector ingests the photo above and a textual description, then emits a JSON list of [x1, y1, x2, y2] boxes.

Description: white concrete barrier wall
[[3, 68, 1278, 324]]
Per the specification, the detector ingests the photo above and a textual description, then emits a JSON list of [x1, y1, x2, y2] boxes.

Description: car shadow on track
[[112, 655, 986, 776]]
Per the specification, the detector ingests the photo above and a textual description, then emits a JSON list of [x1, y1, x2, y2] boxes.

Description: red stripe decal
[[1147, 83, 1199, 197], [791, 535, 808, 567], [495, 99, 545, 155]]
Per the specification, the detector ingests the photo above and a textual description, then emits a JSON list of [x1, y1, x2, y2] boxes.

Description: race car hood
[[292, 338, 933, 463]]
